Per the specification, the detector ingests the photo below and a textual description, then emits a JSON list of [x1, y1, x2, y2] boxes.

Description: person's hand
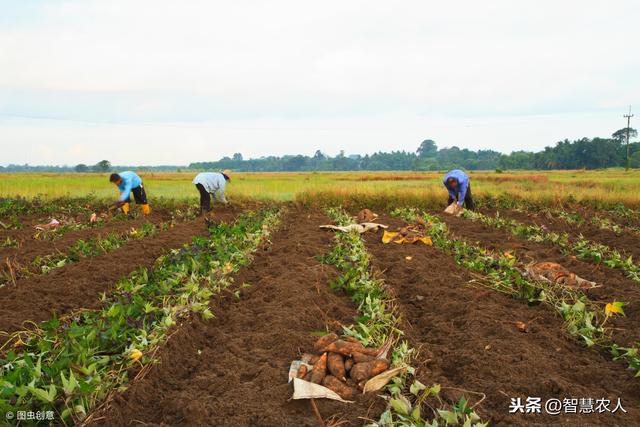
[[108, 201, 124, 211]]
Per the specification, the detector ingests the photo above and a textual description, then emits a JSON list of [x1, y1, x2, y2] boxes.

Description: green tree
[[612, 127, 637, 143], [75, 164, 89, 172], [417, 139, 438, 157], [313, 150, 326, 160], [94, 160, 111, 172]]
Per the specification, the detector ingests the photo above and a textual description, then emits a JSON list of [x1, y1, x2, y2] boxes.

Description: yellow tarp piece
[[382, 231, 432, 245]]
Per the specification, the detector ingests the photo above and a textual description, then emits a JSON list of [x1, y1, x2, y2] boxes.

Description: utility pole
[[624, 106, 634, 171]]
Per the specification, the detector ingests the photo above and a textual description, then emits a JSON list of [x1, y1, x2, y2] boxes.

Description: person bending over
[[109, 171, 151, 215], [192, 170, 231, 214], [443, 169, 475, 211]]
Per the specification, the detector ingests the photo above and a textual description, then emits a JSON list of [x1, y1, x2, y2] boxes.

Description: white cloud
[[0, 0, 638, 165], [0, 111, 626, 166]]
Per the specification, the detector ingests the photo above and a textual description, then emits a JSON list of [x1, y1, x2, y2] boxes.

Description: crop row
[[462, 210, 640, 283], [392, 208, 640, 379], [2, 223, 160, 288], [0, 196, 98, 220], [323, 208, 486, 426], [480, 194, 640, 218], [480, 196, 640, 234], [0, 196, 199, 234], [1, 206, 202, 289], [0, 208, 281, 425]]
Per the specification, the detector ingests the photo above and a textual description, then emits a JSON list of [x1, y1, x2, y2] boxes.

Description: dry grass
[[1, 169, 639, 208]]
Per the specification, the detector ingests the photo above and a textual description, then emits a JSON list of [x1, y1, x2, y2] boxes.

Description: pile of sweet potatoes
[[296, 333, 390, 400]]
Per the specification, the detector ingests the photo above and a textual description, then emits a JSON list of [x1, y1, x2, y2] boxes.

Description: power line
[[624, 106, 634, 171]]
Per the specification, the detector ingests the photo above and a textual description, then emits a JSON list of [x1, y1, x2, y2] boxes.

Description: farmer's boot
[[141, 203, 151, 216], [121, 202, 130, 215]]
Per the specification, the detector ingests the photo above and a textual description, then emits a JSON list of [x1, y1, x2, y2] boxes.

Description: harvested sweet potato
[[313, 333, 338, 352], [343, 336, 361, 344], [322, 339, 379, 357], [297, 364, 308, 379], [303, 371, 313, 382], [322, 375, 357, 400], [344, 358, 354, 372], [349, 359, 390, 382], [302, 353, 320, 365], [352, 351, 375, 363], [327, 352, 346, 381], [310, 353, 328, 384]]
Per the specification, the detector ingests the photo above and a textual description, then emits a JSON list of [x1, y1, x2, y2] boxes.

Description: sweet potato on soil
[[310, 353, 328, 384], [344, 358, 354, 372], [322, 339, 379, 357], [349, 359, 390, 382], [297, 364, 308, 379], [313, 333, 338, 352], [352, 351, 375, 363], [303, 371, 313, 382], [322, 375, 357, 400], [327, 352, 346, 381]]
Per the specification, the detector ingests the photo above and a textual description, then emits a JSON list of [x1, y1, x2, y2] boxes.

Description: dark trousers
[[195, 183, 211, 212], [123, 183, 148, 204], [447, 184, 475, 210]]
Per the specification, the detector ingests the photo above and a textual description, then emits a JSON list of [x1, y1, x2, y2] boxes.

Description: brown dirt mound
[[89, 209, 384, 426], [363, 213, 640, 426], [0, 208, 241, 341], [438, 213, 640, 350]]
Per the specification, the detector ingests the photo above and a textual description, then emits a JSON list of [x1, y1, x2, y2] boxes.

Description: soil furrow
[[363, 213, 640, 426], [90, 210, 385, 427], [438, 212, 640, 348], [0, 209, 239, 339]]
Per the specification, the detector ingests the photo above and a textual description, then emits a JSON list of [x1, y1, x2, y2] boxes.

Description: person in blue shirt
[[443, 169, 475, 210], [109, 171, 151, 215], [192, 170, 231, 214]]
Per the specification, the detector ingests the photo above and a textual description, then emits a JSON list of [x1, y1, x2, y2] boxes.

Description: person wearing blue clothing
[[109, 171, 151, 215], [192, 170, 231, 214], [443, 169, 475, 210]]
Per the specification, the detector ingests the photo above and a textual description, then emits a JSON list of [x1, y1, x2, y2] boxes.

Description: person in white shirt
[[192, 170, 231, 213]]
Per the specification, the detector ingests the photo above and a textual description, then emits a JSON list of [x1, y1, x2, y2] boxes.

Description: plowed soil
[[582, 206, 640, 229], [0, 207, 241, 341], [0, 209, 176, 276], [437, 213, 640, 350], [89, 209, 385, 427], [487, 208, 640, 262], [363, 213, 640, 426]]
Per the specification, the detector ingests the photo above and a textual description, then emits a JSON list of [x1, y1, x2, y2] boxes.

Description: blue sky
[[0, 0, 638, 166]]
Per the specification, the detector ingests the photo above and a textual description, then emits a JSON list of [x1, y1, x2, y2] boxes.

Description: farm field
[[1, 171, 640, 426], [2, 169, 640, 207]]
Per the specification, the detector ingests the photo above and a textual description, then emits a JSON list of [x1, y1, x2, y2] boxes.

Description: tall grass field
[[1, 169, 640, 208]]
